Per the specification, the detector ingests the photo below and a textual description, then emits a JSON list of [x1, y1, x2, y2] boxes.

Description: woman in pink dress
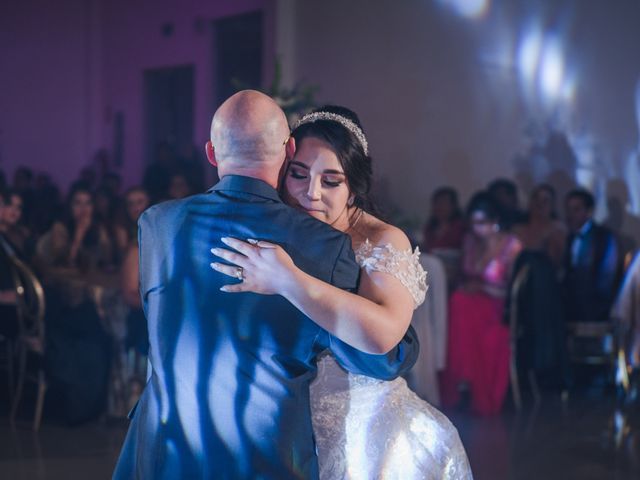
[[441, 191, 522, 415]]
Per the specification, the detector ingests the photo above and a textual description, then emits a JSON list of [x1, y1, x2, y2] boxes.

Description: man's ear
[[285, 136, 296, 161], [205, 141, 217, 167]]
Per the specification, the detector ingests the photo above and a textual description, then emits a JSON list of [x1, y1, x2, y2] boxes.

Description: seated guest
[[513, 184, 567, 269], [119, 187, 151, 410], [487, 178, 527, 231], [38, 182, 115, 272], [611, 251, 640, 380], [563, 188, 620, 324], [11, 166, 35, 228], [120, 187, 150, 358], [36, 184, 113, 425], [101, 172, 123, 199], [441, 191, 522, 415], [0, 189, 32, 257], [511, 186, 567, 384], [422, 186, 465, 252], [167, 171, 193, 200], [94, 186, 128, 265], [30, 173, 62, 236], [122, 186, 150, 243], [0, 197, 19, 344]]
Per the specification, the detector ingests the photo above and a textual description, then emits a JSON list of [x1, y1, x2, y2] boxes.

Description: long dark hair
[[529, 183, 558, 220], [64, 181, 100, 248], [427, 186, 462, 230], [466, 191, 501, 223], [289, 105, 376, 213]]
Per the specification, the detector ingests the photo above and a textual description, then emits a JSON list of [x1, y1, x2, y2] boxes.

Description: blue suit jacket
[[113, 175, 419, 479]]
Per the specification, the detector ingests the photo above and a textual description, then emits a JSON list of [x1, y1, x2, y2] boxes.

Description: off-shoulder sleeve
[[355, 239, 428, 308]]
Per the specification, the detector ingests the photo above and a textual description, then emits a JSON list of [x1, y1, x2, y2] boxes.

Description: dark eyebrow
[[289, 161, 310, 170], [322, 170, 345, 176]]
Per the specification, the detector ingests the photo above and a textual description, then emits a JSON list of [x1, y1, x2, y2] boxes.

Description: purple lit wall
[[0, 0, 273, 192], [0, 0, 91, 190]]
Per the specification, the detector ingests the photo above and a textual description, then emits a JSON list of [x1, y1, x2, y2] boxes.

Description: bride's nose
[[306, 179, 322, 201]]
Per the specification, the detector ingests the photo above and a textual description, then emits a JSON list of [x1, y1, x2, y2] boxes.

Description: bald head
[[210, 90, 290, 166]]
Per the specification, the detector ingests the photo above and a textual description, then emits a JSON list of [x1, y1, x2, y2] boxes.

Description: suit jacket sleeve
[[329, 326, 420, 381], [138, 209, 165, 315], [329, 235, 361, 291], [325, 236, 420, 380]]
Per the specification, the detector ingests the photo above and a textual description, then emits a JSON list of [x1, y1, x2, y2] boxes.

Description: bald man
[[113, 91, 418, 479]]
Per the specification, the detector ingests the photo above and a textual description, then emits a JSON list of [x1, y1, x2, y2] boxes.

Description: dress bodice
[[461, 233, 521, 294]]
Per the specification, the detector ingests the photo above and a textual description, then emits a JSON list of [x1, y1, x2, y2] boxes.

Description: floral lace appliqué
[[354, 239, 428, 308]]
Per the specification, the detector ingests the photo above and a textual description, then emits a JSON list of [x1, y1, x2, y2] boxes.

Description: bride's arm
[[210, 229, 417, 355]]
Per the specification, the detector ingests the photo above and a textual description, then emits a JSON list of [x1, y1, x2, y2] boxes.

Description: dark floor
[[448, 393, 640, 480], [1, 393, 639, 479]]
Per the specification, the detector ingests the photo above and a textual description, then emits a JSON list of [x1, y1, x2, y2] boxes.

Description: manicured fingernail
[[247, 238, 257, 244], [221, 237, 230, 244], [220, 286, 228, 292], [211, 248, 220, 255], [210, 262, 218, 270]]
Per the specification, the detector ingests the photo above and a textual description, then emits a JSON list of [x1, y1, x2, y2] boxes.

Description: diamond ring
[[235, 266, 244, 281]]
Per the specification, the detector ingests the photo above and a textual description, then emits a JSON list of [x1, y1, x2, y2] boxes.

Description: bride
[[210, 106, 473, 479]]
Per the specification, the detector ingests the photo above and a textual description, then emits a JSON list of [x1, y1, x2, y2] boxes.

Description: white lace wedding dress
[[310, 241, 473, 480]]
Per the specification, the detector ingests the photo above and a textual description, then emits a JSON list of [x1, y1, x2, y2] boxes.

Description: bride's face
[[284, 137, 352, 230]]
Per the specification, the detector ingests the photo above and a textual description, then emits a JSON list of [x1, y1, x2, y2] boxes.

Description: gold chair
[[508, 264, 541, 410], [0, 237, 17, 405], [565, 252, 633, 385], [567, 252, 634, 376], [8, 255, 47, 431], [566, 322, 617, 366]]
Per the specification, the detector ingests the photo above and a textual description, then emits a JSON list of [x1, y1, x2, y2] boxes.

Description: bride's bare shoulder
[[357, 213, 411, 251]]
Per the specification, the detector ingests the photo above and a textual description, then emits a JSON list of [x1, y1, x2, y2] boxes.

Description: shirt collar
[[207, 175, 282, 203]]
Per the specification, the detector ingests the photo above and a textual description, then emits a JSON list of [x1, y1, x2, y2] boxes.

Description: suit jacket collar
[[577, 219, 593, 237], [208, 175, 281, 203]]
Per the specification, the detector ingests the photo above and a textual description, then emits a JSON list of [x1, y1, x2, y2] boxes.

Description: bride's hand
[[210, 237, 297, 294]]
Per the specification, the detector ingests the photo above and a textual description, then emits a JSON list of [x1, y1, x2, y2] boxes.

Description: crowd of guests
[[0, 153, 634, 421], [0, 146, 208, 423], [422, 178, 628, 415]]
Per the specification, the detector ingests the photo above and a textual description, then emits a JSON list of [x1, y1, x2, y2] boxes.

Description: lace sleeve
[[355, 239, 428, 308]]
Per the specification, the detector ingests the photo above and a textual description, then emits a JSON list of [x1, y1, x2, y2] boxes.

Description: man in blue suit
[[563, 188, 621, 324], [113, 90, 418, 479]]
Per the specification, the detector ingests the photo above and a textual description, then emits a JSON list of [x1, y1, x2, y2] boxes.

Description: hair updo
[[291, 105, 375, 212]]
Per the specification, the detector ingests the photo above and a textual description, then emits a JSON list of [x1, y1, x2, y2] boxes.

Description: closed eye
[[322, 179, 343, 188], [289, 168, 308, 180]]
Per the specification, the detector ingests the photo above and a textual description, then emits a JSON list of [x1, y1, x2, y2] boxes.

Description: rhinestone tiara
[[293, 111, 369, 156]]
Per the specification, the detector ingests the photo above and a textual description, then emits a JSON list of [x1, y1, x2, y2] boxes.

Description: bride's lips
[[298, 205, 324, 214]]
